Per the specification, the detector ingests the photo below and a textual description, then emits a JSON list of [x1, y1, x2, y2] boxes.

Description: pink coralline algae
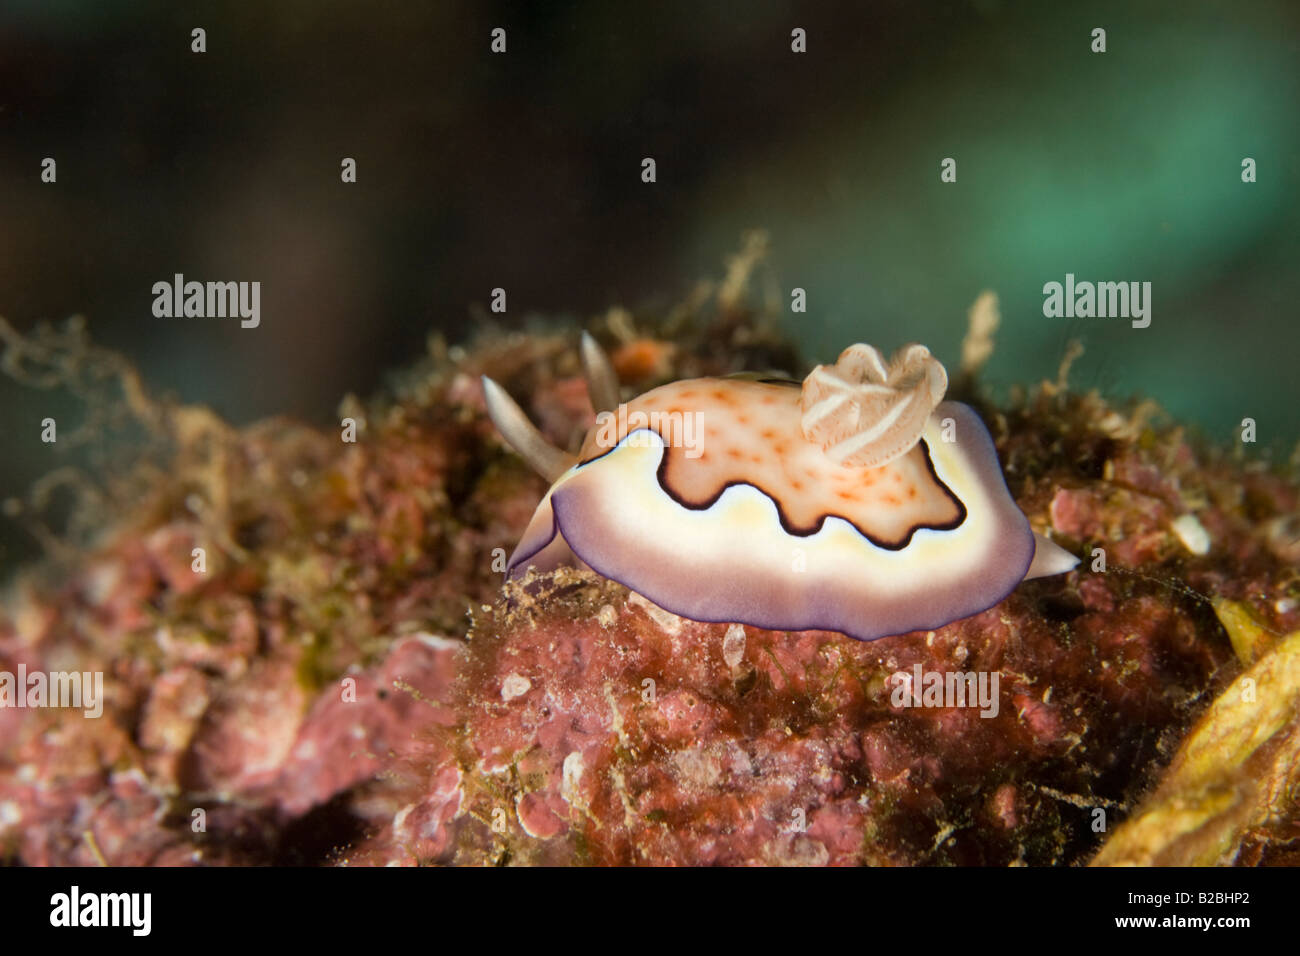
[[344, 566, 1225, 865]]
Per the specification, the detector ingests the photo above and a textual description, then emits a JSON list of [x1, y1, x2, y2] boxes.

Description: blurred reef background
[[2, 0, 1299, 575]]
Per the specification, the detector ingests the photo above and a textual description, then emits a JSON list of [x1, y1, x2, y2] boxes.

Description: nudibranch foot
[[485, 334, 1078, 642]]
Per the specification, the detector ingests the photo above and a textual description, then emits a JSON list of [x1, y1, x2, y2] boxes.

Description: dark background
[[2, 0, 1298, 576]]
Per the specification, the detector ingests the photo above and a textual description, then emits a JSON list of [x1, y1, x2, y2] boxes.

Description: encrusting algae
[[0, 236, 1297, 865]]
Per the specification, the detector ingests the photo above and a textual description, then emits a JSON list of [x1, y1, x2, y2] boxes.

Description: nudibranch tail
[[1025, 532, 1080, 580], [481, 375, 577, 482]]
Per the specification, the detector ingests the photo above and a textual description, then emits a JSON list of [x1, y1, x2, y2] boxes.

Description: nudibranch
[[482, 334, 1078, 642]]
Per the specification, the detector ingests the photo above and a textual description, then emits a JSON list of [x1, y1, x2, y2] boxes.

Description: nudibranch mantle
[[483, 337, 1078, 642]]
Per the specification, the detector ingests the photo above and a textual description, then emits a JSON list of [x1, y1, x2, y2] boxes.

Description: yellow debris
[[1091, 628, 1300, 866], [1211, 597, 1271, 665]]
